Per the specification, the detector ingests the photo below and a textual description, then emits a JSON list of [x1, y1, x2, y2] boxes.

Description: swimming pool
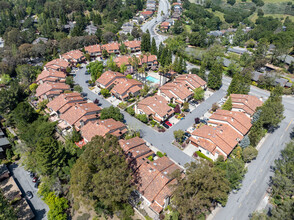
[[146, 76, 159, 83]]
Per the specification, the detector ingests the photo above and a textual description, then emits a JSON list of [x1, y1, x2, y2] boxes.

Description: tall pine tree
[[151, 37, 157, 55], [207, 62, 223, 90]]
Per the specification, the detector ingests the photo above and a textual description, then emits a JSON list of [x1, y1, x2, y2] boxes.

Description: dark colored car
[[184, 132, 191, 137], [163, 123, 169, 129], [81, 92, 87, 97], [29, 172, 35, 178], [32, 177, 38, 183], [26, 191, 33, 199], [34, 181, 40, 189], [165, 121, 172, 127]]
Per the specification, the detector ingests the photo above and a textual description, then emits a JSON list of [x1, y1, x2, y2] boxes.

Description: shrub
[[100, 88, 110, 98], [194, 151, 213, 162], [127, 98, 135, 103], [243, 146, 258, 163], [126, 74, 133, 79], [147, 155, 153, 161], [136, 114, 148, 123], [156, 151, 164, 158], [168, 103, 177, 108], [118, 102, 128, 109], [126, 107, 135, 116]]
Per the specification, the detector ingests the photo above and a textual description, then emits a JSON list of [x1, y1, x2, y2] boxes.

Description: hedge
[[195, 151, 213, 162]]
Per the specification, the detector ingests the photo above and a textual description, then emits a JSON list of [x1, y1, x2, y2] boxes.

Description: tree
[[136, 114, 148, 123], [16, 64, 41, 86], [102, 49, 109, 58], [249, 121, 264, 147], [183, 102, 189, 111], [106, 56, 119, 71], [100, 88, 110, 98], [226, 62, 240, 77], [85, 53, 91, 61], [259, 87, 284, 128], [242, 146, 258, 163], [73, 85, 83, 93], [227, 0, 236, 5], [151, 37, 157, 55], [136, 0, 143, 10], [65, 76, 74, 87], [0, 191, 17, 220], [225, 158, 246, 189], [239, 135, 250, 148], [70, 135, 133, 214], [207, 62, 223, 90], [141, 31, 151, 52], [172, 161, 230, 219], [172, 20, 183, 35], [173, 130, 185, 143], [87, 61, 104, 81], [100, 106, 124, 122], [222, 97, 232, 110], [227, 72, 250, 96], [193, 88, 204, 101]]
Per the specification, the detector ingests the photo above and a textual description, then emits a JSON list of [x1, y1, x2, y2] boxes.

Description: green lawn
[[207, 8, 226, 22]]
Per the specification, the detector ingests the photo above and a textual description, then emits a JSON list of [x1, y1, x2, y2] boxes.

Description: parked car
[[81, 92, 87, 97], [34, 181, 40, 189], [32, 177, 38, 183], [163, 123, 169, 129], [184, 132, 191, 137], [165, 121, 172, 127], [26, 191, 33, 199], [29, 172, 35, 178]]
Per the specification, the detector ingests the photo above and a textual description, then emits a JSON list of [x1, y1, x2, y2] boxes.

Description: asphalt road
[[9, 163, 49, 220], [141, 0, 170, 46], [75, 65, 294, 219]]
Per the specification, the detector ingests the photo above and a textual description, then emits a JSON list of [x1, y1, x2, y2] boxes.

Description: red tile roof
[[36, 70, 66, 83], [80, 118, 127, 142], [161, 22, 170, 27], [114, 55, 132, 67], [84, 44, 102, 54], [135, 157, 181, 214], [111, 78, 143, 97], [47, 92, 84, 112], [191, 123, 243, 156], [45, 59, 69, 71], [101, 42, 120, 53], [137, 95, 173, 118], [209, 109, 252, 135], [141, 11, 153, 15], [96, 71, 124, 89], [174, 74, 206, 90], [60, 103, 101, 126], [35, 82, 70, 97], [159, 82, 193, 101], [124, 40, 141, 50], [230, 94, 263, 116], [61, 50, 84, 62]]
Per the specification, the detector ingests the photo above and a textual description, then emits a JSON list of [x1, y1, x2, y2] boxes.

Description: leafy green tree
[[102, 49, 109, 58], [207, 62, 223, 90], [222, 97, 232, 110], [259, 87, 284, 128], [194, 88, 204, 101], [100, 88, 110, 98], [0, 191, 17, 220], [249, 121, 264, 147], [87, 61, 104, 81], [136, 0, 143, 10], [227, 72, 250, 96], [225, 158, 246, 189], [100, 106, 124, 122], [70, 135, 133, 214], [172, 161, 230, 219], [106, 56, 119, 72], [120, 63, 127, 74], [227, 0, 236, 6], [65, 76, 74, 87], [242, 146, 258, 163], [136, 114, 148, 123], [173, 129, 185, 143], [239, 135, 250, 148], [226, 63, 240, 77], [172, 20, 183, 35], [11, 102, 37, 128], [73, 85, 83, 93]]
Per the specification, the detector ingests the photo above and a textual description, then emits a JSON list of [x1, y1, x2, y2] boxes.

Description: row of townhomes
[[34, 40, 183, 217], [135, 74, 207, 123], [189, 94, 263, 161]]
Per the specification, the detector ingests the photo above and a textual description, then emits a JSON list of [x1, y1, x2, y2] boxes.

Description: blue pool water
[[146, 76, 159, 83]]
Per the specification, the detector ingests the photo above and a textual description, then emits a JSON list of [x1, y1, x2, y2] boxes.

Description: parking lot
[[9, 163, 49, 220]]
